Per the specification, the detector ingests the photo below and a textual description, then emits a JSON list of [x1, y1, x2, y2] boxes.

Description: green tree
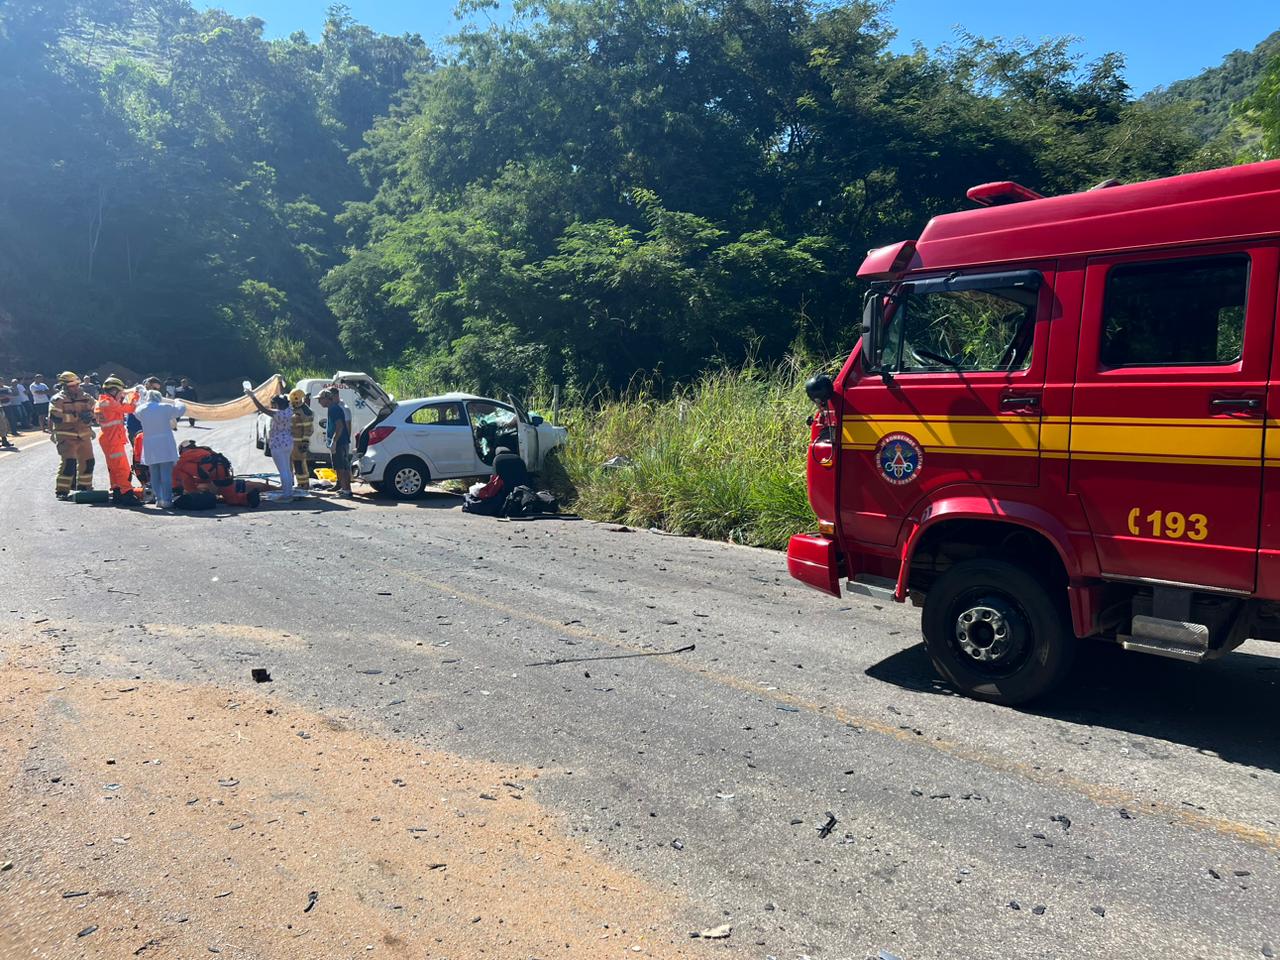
[[1238, 54, 1280, 160]]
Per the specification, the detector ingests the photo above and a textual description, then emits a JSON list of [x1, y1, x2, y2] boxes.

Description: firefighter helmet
[[57, 371, 80, 385], [102, 376, 125, 390], [289, 388, 307, 405]]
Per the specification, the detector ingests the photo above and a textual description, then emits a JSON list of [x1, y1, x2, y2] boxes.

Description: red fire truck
[[788, 160, 1280, 704]]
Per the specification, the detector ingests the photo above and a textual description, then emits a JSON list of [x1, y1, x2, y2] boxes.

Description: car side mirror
[[804, 374, 834, 406], [529, 414, 544, 426]]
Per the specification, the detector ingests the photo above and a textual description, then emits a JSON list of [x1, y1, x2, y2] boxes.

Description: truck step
[[1119, 615, 1210, 663], [848, 575, 897, 602]]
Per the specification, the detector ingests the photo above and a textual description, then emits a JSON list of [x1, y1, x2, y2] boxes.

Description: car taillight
[[367, 426, 396, 446]]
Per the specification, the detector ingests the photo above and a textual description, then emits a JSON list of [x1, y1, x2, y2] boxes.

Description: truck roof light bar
[[966, 181, 1045, 207]]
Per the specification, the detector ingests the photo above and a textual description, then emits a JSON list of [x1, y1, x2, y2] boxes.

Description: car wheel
[[921, 559, 1074, 706], [385, 456, 428, 500], [368, 481, 385, 493]]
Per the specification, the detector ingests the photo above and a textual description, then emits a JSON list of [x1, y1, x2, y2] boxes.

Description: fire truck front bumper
[[786, 533, 843, 598]]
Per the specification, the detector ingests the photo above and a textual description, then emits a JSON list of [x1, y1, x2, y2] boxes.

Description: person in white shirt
[[28, 376, 50, 431], [12, 379, 31, 430], [134, 390, 188, 508]]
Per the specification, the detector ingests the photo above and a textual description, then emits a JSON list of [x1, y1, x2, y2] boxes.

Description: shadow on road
[[353, 489, 462, 509], [88, 495, 357, 518], [866, 640, 1280, 773]]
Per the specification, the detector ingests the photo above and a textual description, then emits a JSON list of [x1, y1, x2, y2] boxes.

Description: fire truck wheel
[[921, 559, 1074, 705]]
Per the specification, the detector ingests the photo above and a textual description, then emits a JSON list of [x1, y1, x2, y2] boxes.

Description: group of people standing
[[24, 371, 354, 508], [47, 371, 195, 505], [0, 374, 52, 445], [247, 385, 352, 499]]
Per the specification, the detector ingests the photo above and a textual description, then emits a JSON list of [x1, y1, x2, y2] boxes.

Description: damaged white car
[[353, 393, 568, 499]]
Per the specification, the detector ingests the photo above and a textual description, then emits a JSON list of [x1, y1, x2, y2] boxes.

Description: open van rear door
[[334, 371, 394, 419]]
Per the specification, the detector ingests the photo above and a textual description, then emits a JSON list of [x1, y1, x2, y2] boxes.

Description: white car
[[353, 393, 569, 499], [254, 371, 392, 464]]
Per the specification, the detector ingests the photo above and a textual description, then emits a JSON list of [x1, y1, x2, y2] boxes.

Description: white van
[[253, 371, 393, 464]]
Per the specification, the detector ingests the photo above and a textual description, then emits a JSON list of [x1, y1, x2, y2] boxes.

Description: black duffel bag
[[502, 485, 559, 518]]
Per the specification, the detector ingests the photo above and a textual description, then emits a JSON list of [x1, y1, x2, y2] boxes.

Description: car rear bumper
[[786, 533, 843, 597]]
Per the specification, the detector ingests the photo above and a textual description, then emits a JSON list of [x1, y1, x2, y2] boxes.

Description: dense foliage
[[0, 0, 428, 378], [1146, 28, 1280, 149], [333, 2, 1215, 396], [2, 0, 1273, 393], [1238, 48, 1280, 162]]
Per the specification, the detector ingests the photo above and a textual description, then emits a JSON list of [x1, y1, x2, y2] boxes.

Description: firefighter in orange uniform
[[49, 372, 97, 499], [94, 376, 136, 494], [289, 388, 314, 491]]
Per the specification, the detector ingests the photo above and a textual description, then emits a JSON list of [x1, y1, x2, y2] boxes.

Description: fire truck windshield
[[879, 279, 1039, 375]]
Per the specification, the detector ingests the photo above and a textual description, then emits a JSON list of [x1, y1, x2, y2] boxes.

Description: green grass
[[546, 362, 819, 550]]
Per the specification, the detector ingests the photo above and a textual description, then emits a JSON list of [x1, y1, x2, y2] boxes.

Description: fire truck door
[[841, 268, 1052, 547], [1070, 245, 1276, 594]]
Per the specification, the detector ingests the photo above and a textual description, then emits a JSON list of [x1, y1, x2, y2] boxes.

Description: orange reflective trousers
[[95, 394, 135, 493]]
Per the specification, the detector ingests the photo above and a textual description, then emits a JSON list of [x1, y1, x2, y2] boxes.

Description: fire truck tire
[[921, 559, 1074, 705]]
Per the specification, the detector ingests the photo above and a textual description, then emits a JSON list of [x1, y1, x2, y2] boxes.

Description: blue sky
[[203, 0, 1275, 95]]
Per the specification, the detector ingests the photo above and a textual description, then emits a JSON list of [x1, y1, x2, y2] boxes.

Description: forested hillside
[[3, 1, 1277, 393], [1146, 28, 1280, 144]]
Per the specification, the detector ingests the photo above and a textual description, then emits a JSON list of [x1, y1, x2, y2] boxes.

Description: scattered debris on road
[[817, 812, 837, 839], [692, 923, 732, 940], [526, 643, 694, 667], [250, 668, 271, 683]]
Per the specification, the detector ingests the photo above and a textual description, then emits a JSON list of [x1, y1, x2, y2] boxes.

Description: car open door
[[505, 393, 540, 468], [464, 400, 518, 473]]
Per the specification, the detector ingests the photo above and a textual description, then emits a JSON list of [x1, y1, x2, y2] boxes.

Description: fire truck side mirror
[[804, 374, 834, 406], [860, 291, 881, 374]]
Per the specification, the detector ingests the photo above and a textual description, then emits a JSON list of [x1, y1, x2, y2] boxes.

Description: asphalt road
[[2, 416, 1279, 959]]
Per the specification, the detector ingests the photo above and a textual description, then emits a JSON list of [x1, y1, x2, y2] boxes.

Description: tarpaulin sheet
[[179, 375, 287, 422]]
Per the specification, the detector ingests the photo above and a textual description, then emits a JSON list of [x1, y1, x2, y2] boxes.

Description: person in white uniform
[[133, 390, 188, 508]]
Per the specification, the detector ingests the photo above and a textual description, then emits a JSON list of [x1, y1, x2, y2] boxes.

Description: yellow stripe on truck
[[843, 415, 1267, 464], [842, 415, 1040, 453]]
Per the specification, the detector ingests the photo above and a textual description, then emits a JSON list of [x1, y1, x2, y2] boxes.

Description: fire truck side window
[[1099, 255, 1249, 368], [889, 285, 1037, 374]]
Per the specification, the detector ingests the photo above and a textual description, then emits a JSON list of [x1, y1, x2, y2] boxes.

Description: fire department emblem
[[876, 432, 923, 485]]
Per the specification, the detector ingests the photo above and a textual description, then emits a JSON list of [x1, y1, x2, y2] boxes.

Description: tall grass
[[547, 362, 819, 550]]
